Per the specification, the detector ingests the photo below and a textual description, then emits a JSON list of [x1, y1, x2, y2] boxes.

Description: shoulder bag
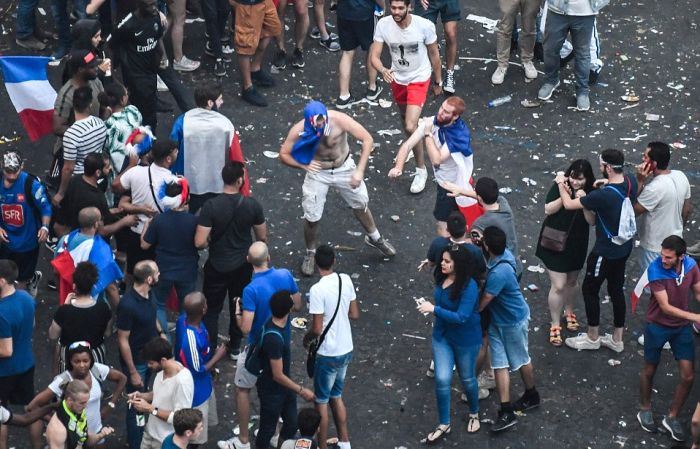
[[539, 210, 579, 253]]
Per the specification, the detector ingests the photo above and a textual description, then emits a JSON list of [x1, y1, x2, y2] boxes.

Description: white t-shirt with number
[[309, 273, 356, 357], [373, 15, 437, 85], [48, 363, 110, 434]]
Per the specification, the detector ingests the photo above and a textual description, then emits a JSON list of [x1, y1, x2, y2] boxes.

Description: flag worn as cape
[[631, 255, 697, 312]]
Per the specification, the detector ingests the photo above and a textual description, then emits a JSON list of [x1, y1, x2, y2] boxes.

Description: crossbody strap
[[597, 177, 629, 238], [147, 165, 164, 214], [317, 273, 343, 349], [210, 194, 245, 245]]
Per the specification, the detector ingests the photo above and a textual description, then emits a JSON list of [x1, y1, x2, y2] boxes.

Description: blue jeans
[[122, 362, 150, 449], [433, 337, 481, 423], [313, 351, 353, 404], [200, 0, 231, 58], [152, 278, 197, 339], [16, 0, 40, 39], [543, 10, 595, 95], [51, 0, 74, 51], [256, 390, 298, 449]]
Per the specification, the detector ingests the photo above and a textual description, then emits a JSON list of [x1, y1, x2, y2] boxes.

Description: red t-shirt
[[646, 264, 700, 327]]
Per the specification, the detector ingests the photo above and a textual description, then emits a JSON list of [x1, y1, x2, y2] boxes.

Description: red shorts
[[271, 0, 295, 7], [390, 79, 430, 107]]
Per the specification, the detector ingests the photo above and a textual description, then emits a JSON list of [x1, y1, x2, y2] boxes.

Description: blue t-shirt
[[433, 279, 481, 347], [116, 288, 158, 365], [143, 210, 199, 281], [337, 0, 375, 20], [0, 290, 35, 375], [580, 176, 638, 260], [0, 172, 52, 252], [484, 250, 530, 326], [174, 314, 213, 407], [427, 237, 486, 279], [243, 268, 299, 344]]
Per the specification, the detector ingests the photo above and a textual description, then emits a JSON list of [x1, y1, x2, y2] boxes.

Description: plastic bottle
[[487, 95, 512, 108]]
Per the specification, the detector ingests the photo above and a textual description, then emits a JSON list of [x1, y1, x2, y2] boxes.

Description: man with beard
[[279, 101, 396, 277], [555, 149, 637, 353], [112, 0, 167, 132], [369, 0, 443, 195], [388, 96, 482, 235]]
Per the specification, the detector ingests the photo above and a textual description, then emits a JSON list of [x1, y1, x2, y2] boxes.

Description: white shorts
[[191, 390, 218, 445], [234, 346, 258, 389], [302, 157, 369, 223]]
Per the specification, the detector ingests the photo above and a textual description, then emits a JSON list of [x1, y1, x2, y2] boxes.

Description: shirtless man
[[279, 101, 397, 276]]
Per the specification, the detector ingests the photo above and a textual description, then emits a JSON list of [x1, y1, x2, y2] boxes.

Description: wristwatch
[[151, 407, 159, 416]]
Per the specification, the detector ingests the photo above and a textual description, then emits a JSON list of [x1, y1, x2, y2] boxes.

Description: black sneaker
[[319, 37, 340, 52], [365, 85, 383, 101], [589, 69, 600, 86], [291, 48, 305, 68], [241, 86, 268, 107], [491, 410, 517, 433], [272, 50, 287, 70], [214, 58, 227, 77], [26, 271, 42, 298], [335, 94, 359, 109], [512, 390, 540, 412], [251, 70, 275, 88], [205, 42, 232, 63]]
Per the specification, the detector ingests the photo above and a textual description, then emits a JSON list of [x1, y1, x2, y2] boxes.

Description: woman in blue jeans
[[417, 244, 482, 442]]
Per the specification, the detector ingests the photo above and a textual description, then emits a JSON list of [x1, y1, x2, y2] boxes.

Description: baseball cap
[[69, 49, 99, 69], [2, 151, 22, 173]]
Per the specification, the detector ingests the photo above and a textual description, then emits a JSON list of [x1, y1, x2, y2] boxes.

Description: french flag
[[631, 256, 697, 312], [0, 56, 57, 141]]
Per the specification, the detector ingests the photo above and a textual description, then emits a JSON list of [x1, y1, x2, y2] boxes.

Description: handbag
[[305, 273, 342, 378], [539, 210, 579, 253]]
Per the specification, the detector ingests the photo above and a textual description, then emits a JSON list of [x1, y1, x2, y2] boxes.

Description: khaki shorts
[[302, 157, 370, 223], [191, 390, 219, 445], [233, 0, 282, 56], [234, 347, 258, 389]]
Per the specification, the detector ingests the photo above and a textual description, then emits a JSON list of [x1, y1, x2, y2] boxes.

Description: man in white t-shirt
[[113, 140, 178, 276], [369, 0, 443, 195], [634, 141, 691, 273], [128, 337, 194, 449], [388, 96, 483, 236], [307, 245, 359, 449]]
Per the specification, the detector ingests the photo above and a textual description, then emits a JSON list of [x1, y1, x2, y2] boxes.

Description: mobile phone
[[415, 297, 429, 316]]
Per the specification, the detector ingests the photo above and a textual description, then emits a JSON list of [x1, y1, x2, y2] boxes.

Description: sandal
[[425, 424, 451, 444], [549, 325, 562, 347], [565, 312, 580, 332], [467, 414, 480, 433], [326, 437, 339, 448]]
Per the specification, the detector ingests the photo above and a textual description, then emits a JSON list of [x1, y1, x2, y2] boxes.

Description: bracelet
[[40, 225, 49, 231], [297, 385, 303, 394]]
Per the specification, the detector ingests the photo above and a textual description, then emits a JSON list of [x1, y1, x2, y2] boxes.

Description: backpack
[[0, 172, 47, 225], [598, 177, 636, 246], [244, 326, 284, 377]]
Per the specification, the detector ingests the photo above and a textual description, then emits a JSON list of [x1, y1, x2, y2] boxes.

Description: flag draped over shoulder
[[51, 231, 123, 304], [631, 256, 697, 312], [0, 56, 56, 141]]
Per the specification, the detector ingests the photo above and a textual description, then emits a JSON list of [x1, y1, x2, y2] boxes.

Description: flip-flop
[[424, 424, 451, 444]]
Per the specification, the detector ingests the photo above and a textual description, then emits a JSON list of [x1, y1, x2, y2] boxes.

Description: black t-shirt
[[60, 175, 114, 229], [116, 288, 158, 364], [257, 321, 290, 395], [113, 12, 164, 75], [337, 0, 375, 20], [54, 300, 112, 346], [198, 193, 265, 273]]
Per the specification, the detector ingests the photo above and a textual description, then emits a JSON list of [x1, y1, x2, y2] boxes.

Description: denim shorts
[[313, 351, 353, 404], [644, 322, 694, 365], [489, 319, 531, 371]]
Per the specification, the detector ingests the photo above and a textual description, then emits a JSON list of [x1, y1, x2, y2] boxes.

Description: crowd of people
[[2, 0, 699, 447]]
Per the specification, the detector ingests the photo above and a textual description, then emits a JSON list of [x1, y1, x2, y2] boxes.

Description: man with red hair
[[389, 96, 482, 236]]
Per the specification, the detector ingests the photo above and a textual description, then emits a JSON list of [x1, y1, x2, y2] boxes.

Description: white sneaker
[[157, 75, 169, 92], [217, 436, 250, 449], [410, 167, 428, 194], [478, 370, 496, 390], [600, 333, 624, 353], [222, 44, 235, 55], [173, 56, 201, 72], [638, 334, 672, 350], [460, 388, 490, 402], [522, 61, 537, 79], [491, 66, 507, 85], [565, 333, 601, 351]]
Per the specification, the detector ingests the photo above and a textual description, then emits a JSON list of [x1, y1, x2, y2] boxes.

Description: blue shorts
[[644, 322, 694, 365], [313, 351, 353, 404], [489, 319, 531, 371]]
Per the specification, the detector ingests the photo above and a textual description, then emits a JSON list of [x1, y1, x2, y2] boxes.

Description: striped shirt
[[62, 116, 107, 175]]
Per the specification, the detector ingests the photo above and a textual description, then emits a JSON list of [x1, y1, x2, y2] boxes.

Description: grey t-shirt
[[472, 196, 522, 276]]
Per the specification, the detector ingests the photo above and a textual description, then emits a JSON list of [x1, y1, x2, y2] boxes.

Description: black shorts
[[433, 184, 459, 221], [0, 366, 35, 406], [413, 0, 460, 23], [338, 16, 375, 52], [0, 246, 39, 282], [123, 229, 156, 275]]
